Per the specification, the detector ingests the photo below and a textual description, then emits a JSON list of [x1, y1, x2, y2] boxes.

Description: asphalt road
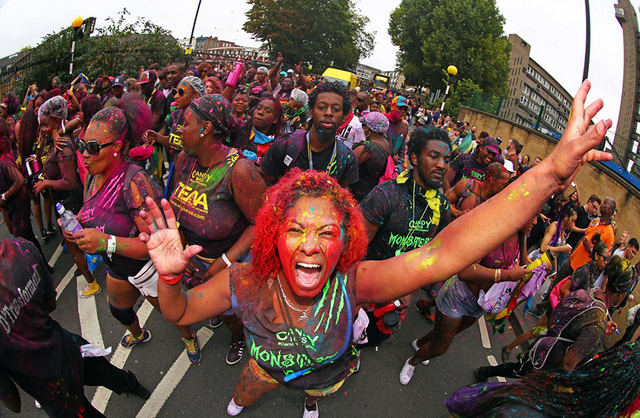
[[0, 220, 523, 418]]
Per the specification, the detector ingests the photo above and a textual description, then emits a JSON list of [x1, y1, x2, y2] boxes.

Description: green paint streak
[[314, 279, 331, 316], [324, 278, 340, 333], [313, 311, 326, 333]]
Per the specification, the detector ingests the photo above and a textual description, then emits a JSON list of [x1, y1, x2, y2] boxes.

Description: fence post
[[495, 96, 503, 115]]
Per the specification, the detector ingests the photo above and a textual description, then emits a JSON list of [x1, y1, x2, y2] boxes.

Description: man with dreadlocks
[[477, 254, 633, 382]]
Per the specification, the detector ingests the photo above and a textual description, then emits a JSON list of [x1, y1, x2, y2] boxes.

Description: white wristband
[[221, 253, 232, 268], [107, 235, 117, 260]]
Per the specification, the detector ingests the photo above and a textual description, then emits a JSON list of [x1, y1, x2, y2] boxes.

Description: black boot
[[125, 371, 150, 400]]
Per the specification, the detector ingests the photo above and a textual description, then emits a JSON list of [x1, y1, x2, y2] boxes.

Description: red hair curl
[[251, 168, 368, 280]]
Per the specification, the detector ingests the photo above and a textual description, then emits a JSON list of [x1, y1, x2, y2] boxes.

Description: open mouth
[[295, 262, 322, 288]]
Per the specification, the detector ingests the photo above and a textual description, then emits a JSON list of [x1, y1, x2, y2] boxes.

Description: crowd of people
[[1, 55, 639, 418]]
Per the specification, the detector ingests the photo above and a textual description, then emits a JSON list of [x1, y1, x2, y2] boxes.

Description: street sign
[[185, 45, 193, 55]]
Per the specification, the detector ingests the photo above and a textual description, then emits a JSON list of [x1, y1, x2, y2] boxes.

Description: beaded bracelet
[[159, 272, 183, 285]]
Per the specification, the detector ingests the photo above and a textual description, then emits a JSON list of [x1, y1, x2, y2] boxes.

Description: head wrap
[[38, 95, 68, 124], [188, 94, 237, 137], [361, 111, 390, 134], [290, 88, 308, 106], [181, 76, 206, 97], [257, 66, 269, 75]]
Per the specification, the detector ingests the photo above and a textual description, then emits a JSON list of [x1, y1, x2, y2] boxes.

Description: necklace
[[396, 180, 432, 256], [276, 278, 312, 322], [306, 132, 337, 172]]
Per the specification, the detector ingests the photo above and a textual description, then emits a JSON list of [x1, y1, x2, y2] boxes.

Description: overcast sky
[[0, 0, 635, 137]]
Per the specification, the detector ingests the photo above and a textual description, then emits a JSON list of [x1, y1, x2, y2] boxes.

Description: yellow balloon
[[72, 16, 83, 28], [447, 65, 458, 76]]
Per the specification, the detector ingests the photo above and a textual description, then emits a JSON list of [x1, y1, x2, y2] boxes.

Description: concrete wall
[[458, 106, 640, 347]]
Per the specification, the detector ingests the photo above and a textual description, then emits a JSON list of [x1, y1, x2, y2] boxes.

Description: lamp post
[[185, 0, 203, 67], [69, 16, 83, 76], [440, 65, 458, 112]]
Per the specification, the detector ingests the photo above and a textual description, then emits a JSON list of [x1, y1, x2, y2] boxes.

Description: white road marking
[[55, 267, 75, 300], [486, 355, 507, 382], [478, 316, 491, 349], [136, 327, 214, 418], [48, 243, 63, 267], [76, 275, 104, 347], [92, 300, 155, 412]]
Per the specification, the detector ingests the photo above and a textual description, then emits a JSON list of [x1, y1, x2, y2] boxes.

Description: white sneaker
[[399, 358, 416, 385], [302, 400, 319, 418], [410, 339, 430, 365], [227, 398, 244, 416]]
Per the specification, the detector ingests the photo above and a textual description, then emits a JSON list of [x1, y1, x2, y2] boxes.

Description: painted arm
[[562, 347, 583, 372], [0, 165, 24, 204], [355, 80, 613, 304], [457, 261, 528, 285]]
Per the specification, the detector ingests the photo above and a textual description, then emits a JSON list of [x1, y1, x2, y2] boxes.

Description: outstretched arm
[[356, 80, 613, 304], [138, 197, 233, 325]]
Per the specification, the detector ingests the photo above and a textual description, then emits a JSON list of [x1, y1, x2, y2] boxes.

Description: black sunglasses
[[79, 140, 116, 156], [177, 88, 186, 96]]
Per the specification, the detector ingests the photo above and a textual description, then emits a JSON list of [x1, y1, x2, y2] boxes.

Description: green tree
[[24, 9, 182, 91], [389, 0, 510, 95], [243, 0, 375, 72], [443, 78, 482, 118]]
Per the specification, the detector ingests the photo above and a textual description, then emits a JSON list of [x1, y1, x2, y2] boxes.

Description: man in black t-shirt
[[358, 127, 452, 346], [566, 194, 601, 249], [260, 82, 359, 187], [443, 137, 500, 191], [0, 238, 149, 417], [137, 70, 167, 133]]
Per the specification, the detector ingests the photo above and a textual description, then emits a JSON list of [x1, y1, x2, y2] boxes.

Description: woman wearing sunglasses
[[167, 94, 266, 366], [35, 96, 99, 297], [143, 76, 205, 154], [139, 81, 612, 417], [62, 94, 202, 361]]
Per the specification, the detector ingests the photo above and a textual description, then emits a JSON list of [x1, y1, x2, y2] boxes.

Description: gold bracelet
[[494, 269, 500, 283]]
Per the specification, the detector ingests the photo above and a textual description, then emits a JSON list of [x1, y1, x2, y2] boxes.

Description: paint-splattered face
[[176, 80, 197, 110], [178, 108, 204, 154], [310, 92, 345, 140], [39, 114, 61, 138], [232, 94, 249, 115], [252, 100, 277, 132], [413, 140, 451, 189], [478, 145, 496, 166], [83, 121, 121, 176], [276, 196, 345, 298], [489, 171, 511, 195]]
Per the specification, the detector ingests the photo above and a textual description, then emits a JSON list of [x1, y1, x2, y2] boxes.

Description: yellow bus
[[321, 68, 358, 90]]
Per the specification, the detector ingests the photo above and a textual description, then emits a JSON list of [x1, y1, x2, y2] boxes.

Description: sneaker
[[501, 346, 512, 364], [303, 400, 319, 418], [209, 317, 223, 329], [40, 228, 48, 241], [227, 398, 244, 416], [182, 331, 202, 364], [79, 281, 102, 298], [415, 298, 435, 322], [410, 339, 430, 365], [46, 223, 57, 238], [399, 358, 415, 385], [226, 339, 245, 365], [121, 329, 152, 348]]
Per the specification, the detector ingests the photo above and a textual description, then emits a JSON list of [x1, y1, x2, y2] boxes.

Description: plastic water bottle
[[56, 203, 83, 234]]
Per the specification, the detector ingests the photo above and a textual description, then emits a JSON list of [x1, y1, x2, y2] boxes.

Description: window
[[523, 85, 531, 95]]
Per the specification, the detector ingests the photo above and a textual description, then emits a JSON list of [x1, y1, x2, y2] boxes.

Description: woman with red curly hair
[[138, 81, 612, 418]]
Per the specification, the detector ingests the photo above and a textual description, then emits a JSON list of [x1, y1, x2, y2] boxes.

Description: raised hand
[[138, 197, 201, 277], [544, 80, 612, 188]]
